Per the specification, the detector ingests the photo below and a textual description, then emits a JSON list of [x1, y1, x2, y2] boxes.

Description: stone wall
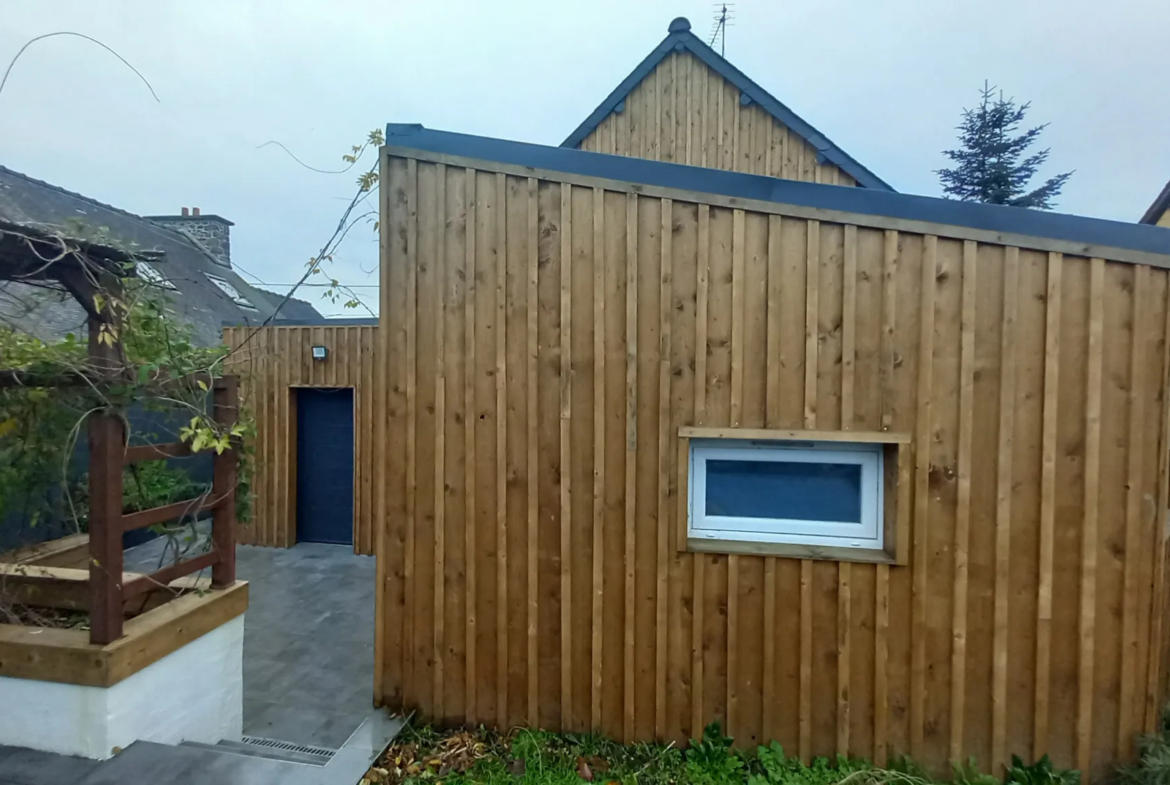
[[148, 214, 233, 268]]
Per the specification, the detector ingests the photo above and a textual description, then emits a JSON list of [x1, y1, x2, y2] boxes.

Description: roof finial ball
[[668, 17, 691, 33]]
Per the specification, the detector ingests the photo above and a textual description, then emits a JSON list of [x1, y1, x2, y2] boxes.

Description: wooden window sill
[[687, 537, 896, 565]]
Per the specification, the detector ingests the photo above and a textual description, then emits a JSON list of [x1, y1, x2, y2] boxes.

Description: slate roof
[[1141, 180, 1170, 225], [561, 17, 893, 192], [0, 165, 321, 346], [386, 123, 1170, 263], [253, 288, 325, 321]]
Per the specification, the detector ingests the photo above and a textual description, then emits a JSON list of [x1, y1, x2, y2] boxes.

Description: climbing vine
[[0, 226, 255, 554]]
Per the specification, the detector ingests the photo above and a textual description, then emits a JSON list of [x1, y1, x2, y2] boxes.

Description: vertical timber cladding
[[222, 324, 377, 553], [576, 51, 857, 186], [376, 150, 1170, 780]]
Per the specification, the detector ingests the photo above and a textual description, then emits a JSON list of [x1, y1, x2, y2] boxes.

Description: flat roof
[[385, 123, 1170, 264]]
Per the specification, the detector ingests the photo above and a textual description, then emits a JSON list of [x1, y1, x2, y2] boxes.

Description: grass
[[364, 722, 1080, 785]]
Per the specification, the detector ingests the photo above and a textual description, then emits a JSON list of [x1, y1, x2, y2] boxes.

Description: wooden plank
[[124, 442, 193, 463], [766, 216, 784, 423], [910, 234, 938, 758], [121, 551, 220, 599], [1146, 273, 1170, 731], [591, 186, 605, 731], [623, 193, 639, 740], [1077, 257, 1104, 775], [875, 562, 889, 763], [842, 225, 858, 430], [559, 183, 573, 728], [403, 159, 419, 701], [526, 178, 540, 726], [874, 229, 898, 765], [797, 219, 820, 765], [691, 205, 709, 735], [950, 240, 977, 760], [495, 171, 509, 728], [0, 534, 89, 568], [433, 165, 448, 716], [656, 199, 673, 737], [836, 224, 858, 755], [1118, 264, 1148, 749], [120, 497, 218, 533], [763, 214, 782, 745], [726, 208, 744, 737], [463, 168, 478, 723], [992, 245, 1019, 772], [799, 558, 813, 763], [696, 205, 710, 427], [804, 221, 820, 427], [678, 426, 910, 443], [731, 210, 746, 426], [1035, 252, 1062, 759], [414, 165, 441, 715], [837, 562, 852, 753]]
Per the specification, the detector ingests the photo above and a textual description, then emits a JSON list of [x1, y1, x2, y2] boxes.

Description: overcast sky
[[3, 0, 1167, 316]]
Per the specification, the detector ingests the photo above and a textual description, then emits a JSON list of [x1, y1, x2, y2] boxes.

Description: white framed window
[[204, 272, 256, 310], [688, 439, 884, 552], [136, 261, 177, 290]]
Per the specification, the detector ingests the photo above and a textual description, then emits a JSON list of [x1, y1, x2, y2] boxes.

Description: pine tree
[[936, 82, 1073, 210]]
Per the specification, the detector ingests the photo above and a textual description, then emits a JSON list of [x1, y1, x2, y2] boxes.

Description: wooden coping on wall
[[0, 580, 248, 687]]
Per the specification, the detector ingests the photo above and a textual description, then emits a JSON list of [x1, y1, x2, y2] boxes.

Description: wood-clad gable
[[577, 50, 858, 187]]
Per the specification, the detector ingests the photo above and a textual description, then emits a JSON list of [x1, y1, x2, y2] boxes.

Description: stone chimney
[[146, 207, 235, 268]]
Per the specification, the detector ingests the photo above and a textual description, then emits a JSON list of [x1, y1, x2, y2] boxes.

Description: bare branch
[[0, 31, 159, 103]]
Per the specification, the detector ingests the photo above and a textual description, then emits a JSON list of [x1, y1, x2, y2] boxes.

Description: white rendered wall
[[0, 613, 243, 759]]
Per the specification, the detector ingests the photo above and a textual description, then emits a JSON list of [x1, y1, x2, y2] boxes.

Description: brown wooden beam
[[121, 551, 220, 600], [123, 441, 194, 463], [87, 307, 126, 645], [211, 376, 238, 588], [120, 496, 219, 533]]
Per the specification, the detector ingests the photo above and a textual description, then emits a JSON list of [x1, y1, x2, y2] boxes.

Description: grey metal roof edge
[[559, 19, 894, 192], [221, 317, 378, 327], [1140, 180, 1170, 225], [385, 123, 1170, 260]]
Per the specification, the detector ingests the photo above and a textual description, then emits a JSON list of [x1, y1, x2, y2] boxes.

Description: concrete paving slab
[[125, 540, 377, 749]]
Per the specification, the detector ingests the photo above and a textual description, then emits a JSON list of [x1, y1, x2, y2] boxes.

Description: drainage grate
[[240, 736, 337, 759]]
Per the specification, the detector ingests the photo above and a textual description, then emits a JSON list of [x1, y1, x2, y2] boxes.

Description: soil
[[0, 604, 90, 630]]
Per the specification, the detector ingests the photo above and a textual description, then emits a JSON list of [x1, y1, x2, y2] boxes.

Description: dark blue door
[[296, 388, 354, 545]]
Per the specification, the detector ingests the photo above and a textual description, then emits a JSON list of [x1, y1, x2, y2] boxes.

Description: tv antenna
[[709, 3, 734, 57]]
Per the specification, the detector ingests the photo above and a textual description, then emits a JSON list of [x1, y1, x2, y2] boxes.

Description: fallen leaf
[[584, 756, 609, 773], [577, 756, 594, 781]]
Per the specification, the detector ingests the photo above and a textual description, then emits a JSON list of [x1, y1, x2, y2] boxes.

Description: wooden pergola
[[0, 219, 238, 644]]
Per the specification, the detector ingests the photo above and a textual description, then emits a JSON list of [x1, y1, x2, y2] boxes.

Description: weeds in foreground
[[1117, 708, 1170, 785], [367, 721, 1078, 785]]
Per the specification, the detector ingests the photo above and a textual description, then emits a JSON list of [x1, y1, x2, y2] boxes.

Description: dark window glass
[[704, 460, 862, 523]]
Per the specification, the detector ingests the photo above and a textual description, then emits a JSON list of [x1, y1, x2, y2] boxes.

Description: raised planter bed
[[0, 567, 247, 759]]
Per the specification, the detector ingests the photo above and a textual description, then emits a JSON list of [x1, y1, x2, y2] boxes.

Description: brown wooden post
[[211, 376, 238, 588], [88, 313, 125, 644]]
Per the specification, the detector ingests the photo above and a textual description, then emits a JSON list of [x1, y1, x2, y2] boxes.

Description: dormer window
[[136, 261, 177, 290], [204, 272, 256, 310]]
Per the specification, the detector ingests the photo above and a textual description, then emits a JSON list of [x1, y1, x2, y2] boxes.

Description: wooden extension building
[[228, 18, 1170, 782], [369, 124, 1170, 780]]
